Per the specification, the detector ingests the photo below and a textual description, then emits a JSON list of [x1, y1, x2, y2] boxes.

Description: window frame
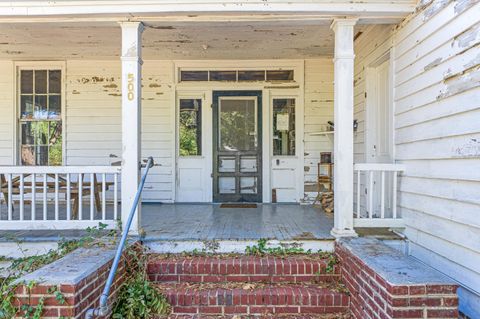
[[15, 62, 66, 166], [270, 95, 298, 158], [176, 94, 204, 158], [271, 96, 297, 157]]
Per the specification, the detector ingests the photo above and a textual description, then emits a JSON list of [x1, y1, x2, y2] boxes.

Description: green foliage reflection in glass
[[19, 69, 62, 165], [179, 99, 201, 156], [219, 99, 256, 151]]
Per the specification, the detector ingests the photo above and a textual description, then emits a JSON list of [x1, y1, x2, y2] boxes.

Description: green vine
[[245, 239, 312, 256], [111, 246, 170, 319]]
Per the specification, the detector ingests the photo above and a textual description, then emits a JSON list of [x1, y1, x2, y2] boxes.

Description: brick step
[[155, 314, 351, 318], [147, 255, 340, 284], [155, 282, 350, 316]]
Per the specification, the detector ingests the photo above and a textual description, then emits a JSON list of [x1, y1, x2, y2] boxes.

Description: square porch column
[[120, 21, 144, 234], [330, 18, 358, 238]]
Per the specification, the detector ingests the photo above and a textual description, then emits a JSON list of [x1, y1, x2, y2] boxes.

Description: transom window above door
[[180, 69, 294, 82], [18, 69, 62, 166]]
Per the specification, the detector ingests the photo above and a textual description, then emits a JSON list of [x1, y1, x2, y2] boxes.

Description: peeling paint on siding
[[452, 23, 480, 49], [424, 57, 443, 71], [454, 0, 480, 14], [453, 138, 480, 157], [423, 0, 450, 21], [438, 65, 480, 99]]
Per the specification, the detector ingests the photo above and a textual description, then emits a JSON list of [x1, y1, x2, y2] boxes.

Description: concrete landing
[[339, 237, 455, 286]]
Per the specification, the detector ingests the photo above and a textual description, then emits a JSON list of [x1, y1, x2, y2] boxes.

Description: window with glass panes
[[19, 69, 62, 166]]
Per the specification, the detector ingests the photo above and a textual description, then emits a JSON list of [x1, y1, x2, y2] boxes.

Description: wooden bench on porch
[[0, 173, 114, 218]]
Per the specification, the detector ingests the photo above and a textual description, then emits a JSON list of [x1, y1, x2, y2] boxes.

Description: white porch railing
[[353, 163, 405, 228], [0, 166, 121, 230]]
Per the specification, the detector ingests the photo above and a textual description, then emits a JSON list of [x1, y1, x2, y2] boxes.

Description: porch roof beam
[[0, 1, 416, 19]]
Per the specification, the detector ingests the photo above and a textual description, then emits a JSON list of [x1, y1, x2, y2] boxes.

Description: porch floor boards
[[141, 203, 334, 241], [0, 203, 334, 242]]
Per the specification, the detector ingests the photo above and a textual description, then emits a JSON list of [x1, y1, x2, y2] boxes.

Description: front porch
[[0, 9, 408, 238]]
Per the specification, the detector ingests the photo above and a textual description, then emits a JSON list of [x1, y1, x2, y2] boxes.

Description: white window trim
[[14, 61, 66, 166]]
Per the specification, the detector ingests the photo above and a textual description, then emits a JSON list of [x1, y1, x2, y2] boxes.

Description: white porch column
[[330, 18, 358, 237], [120, 21, 144, 234]]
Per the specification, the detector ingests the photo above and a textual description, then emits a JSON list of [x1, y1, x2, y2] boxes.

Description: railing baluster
[[55, 173, 59, 221], [79, 174, 83, 220], [368, 170, 373, 219], [19, 174, 24, 221], [114, 173, 118, 220], [7, 174, 12, 221], [67, 173, 71, 220], [43, 174, 47, 220], [102, 173, 106, 221], [393, 171, 398, 219], [380, 170, 385, 219], [90, 173, 94, 220], [31, 173, 36, 220], [356, 170, 361, 218]]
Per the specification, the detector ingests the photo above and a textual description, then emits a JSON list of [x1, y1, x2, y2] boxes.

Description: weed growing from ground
[[111, 246, 170, 319]]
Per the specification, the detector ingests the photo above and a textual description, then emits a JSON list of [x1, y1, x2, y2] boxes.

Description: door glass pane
[[219, 98, 257, 151], [219, 177, 236, 194], [266, 70, 294, 81], [179, 99, 202, 156], [238, 71, 265, 81], [240, 177, 257, 194], [273, 98, 295, 156], [240, 156, 257, 172], [210, 71, 236, 81], [218, 156, 235, 173], [181, 71, 208, 81]]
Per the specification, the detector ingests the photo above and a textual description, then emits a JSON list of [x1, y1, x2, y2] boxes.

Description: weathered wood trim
[[0, 1, 416, 20]]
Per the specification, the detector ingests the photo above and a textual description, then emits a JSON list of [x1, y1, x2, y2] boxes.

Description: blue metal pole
[[86, 156, 154, 318]]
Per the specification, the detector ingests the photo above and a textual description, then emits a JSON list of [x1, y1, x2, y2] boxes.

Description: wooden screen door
[[213, 91, 262, 202]]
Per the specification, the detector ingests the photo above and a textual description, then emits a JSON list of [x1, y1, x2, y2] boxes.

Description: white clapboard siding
[[65, 60, 175, 202], [0, 61, 14, 165], [303, 59, 334, 201], [393, 1, 480, 298]]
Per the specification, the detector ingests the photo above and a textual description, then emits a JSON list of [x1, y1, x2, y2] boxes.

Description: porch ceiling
[[0, 20, 378, 60]]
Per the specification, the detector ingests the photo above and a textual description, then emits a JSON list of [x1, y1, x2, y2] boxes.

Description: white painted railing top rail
[[354, 163, 406, 228], [0, 166, 121, 230]]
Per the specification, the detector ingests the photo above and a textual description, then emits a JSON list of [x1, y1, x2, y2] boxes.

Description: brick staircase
[[147, 255, 351, 317]]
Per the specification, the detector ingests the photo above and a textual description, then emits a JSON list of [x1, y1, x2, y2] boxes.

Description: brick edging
[[335, 241, 459, 319]]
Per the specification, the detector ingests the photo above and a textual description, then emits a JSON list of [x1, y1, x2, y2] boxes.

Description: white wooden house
[[0, 0, 479, 317]]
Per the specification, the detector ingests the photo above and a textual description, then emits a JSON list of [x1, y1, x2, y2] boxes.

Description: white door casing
[[269, 91, 303, 202], [365, 53, 394, 217], [175, 91, 212, 202]]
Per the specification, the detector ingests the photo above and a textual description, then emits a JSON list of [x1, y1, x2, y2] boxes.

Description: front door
[[213, 91, 262, 202]]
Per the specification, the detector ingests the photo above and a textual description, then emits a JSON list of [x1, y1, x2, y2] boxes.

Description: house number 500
[[127, 73, 135, 101]]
